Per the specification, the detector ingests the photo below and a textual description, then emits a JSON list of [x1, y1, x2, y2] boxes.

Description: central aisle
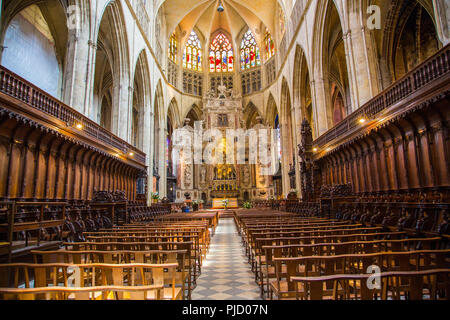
[[191, 218, 261, 300]]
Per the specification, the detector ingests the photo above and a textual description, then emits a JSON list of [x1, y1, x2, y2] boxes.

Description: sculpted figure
[[200, 166, 207, 184], [397, 209, 414, 231], [415, 209, 433, 233], [437, 210, 450, 235]]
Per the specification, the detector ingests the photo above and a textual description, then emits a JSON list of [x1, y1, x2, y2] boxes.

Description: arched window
[[183, 31, 202, 71], [2, 4, 63, 98], [240, 30, 261, 70], [209, 33, 234, 73], [168, 32, 177, 63], [264, 29, 275, 60]]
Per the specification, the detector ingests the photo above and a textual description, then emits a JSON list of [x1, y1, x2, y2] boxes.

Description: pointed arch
[[131, 50, 151, 150], [93, 0, 130, 137], [312, 0, 351, 130], [266, 93, 279, 127], [244, 101, 262, 129], [167, 98, 182, 128], [183, 30, 203, 71], [182, 104, 203, 126], [381, 0, 442, 83], [209, 31, 234, 72], [292, 44, 315, 139], [240, 29, 261, 70], [0, 2, 68, 98]]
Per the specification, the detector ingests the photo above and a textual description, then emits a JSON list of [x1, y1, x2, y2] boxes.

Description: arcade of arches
[[0, 0, 449, 301]]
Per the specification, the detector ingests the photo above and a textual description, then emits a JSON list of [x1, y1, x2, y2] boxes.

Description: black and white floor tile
[[191, 218, 261, 300]]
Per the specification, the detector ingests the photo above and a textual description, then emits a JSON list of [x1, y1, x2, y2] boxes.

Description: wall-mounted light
[[75, 123, 83, 130], [358, 118, 367, 124], [129, 152, 134, 156], [313, 147, 318, 152]]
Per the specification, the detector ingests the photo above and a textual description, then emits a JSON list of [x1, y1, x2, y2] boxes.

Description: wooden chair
[[0, 262, 182, 300]]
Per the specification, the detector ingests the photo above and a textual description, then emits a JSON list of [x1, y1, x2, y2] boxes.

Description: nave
[[1, 207, 449, 300], [0, 0, 449, 303], [191, 218, 260, 300]]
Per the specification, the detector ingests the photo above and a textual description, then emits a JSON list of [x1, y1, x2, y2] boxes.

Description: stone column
[[147, 110, 155, 206], [309, 78, 330, 136], [157, 126, 167, 197], [433, 0, 450, 45], [342, 23, 381, 108], [279, 123, 291, 197], [63, 22, 94, 115], [111, 74, 131, 140], [293, 105, 303, 197]]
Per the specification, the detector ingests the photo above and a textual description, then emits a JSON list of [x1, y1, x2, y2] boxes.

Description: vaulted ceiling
[[157, 0, 283, 49]]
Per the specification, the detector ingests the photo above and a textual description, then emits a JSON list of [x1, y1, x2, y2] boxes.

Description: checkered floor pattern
[[191, 218, 261, 300]]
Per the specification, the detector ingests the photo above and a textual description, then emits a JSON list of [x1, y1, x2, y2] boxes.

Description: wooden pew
[[259, 237, 442, 299], [290, 269, 450, 300], [32, 249, 191, 299], [0, 262, 182, 300], [63, 241, 198, 288], [269, 249, 450, 300], [0, 285, 165, 300]]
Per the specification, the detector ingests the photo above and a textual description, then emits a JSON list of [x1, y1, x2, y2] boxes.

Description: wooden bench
[[0, 262, 182, 300], [290, 269, 450, 300], [32, 249, 191, 299], [0, 285, 165, 300]]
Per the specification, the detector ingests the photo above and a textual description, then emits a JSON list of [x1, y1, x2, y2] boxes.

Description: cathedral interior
[[0, 0, 449, 302]]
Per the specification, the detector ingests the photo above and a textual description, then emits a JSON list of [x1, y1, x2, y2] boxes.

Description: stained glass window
[[264, 29, 275, 60], [168, 33, 177, 63], [183, 31, 202, 71], [209, 33, 234, 73], [240, 30, 261, 70]]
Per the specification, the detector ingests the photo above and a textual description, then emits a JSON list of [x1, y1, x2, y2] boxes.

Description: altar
[[175, 81, 275, 205], [212, 198, 239, 209]]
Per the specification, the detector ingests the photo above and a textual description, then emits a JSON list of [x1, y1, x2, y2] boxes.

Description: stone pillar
[[157, 126, 167, 197], [293, 105, 303, 197], [279, 123, 291, 197], [433, 0, 450, 45], [309, 78, 330, 136], [63, 24, 94, 115], [147, 109, 155, 206], [111, 74, 131, 140], [342, 23, 381, 108]]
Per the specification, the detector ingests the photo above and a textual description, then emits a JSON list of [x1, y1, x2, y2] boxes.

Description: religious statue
[[259, 174, 266, 186], [243, 166, 251, 186], [415, 209, 432, 233], [200, 166, 207, 184], [369, 207, 386, 226], [343, 208, 355, 221], [437, 210, 450, 235], [397, 209, 414, 231], [382, 207, 399, 228], [351, 208, 364, 223], [360, 207, 373, 224], [184, 164, 192, 186]]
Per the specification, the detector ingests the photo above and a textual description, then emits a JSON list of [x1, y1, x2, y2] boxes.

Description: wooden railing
[[0, 66, 146, 166], [314, 44, 450, 148]]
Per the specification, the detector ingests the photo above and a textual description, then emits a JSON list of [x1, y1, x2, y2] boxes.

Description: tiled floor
[[191, 218, 261, 300]]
